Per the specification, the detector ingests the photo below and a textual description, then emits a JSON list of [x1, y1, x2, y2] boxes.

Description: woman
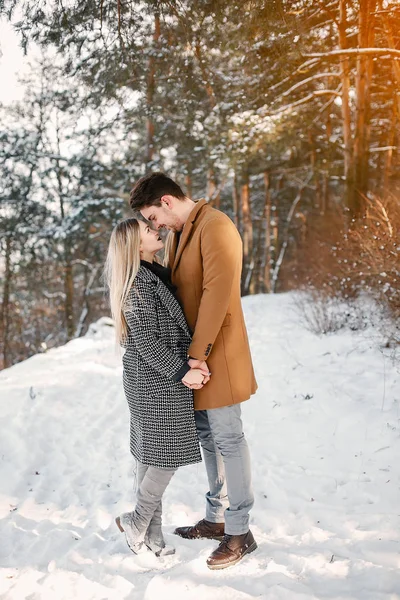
[[104, 218, 205, 557]]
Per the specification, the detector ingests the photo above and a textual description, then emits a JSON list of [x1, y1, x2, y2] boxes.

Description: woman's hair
[[104, 218, 141, 345], [163, 230, 175, 267]]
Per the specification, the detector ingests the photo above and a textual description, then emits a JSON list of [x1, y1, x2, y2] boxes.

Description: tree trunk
[[64, 244, 74, 340], [75, 265, 99, 338], [262, 172, 272, 293], [363, 0, 376, 190], [308, 129, 320, 210], [185, 172, 192, 198], [207, 168, 220, 208], [380, 0, 400, 190], [232, 172, 241, 233], [271, 176, 311, 293], [270, 175, 283, 287], [383, 100, 397, 190], [240, 171, 253, 266], [1, 237, 12, 368], [354, 0, 376, 212], [249, 215, 265, 295], [322, 172, 329, 215], [338, 0, 355, 216], [240, 172, 253, 295], [146, 12, 160, 168], [380, 0, 400, 115]]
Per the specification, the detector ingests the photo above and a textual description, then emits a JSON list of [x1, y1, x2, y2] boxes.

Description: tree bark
[[64, 245, 74, 340], [354, 0, 376, 211], [55, 138, 74, 340], [338, 0, 355, 216], [1, 237, 12, 368], [262, 172, 271, 293], [322, 172, 329, 215], [240, 171, 253, 294], [232, 171, 241, 233], [270, 176, 312, 293], [146, 12, 160, 167], [185, 172, 192, 198], [379, 0, 400, 115], [383, 100, 397, 190], [240, 171, 253, 266], [207, 168, 220, 208]]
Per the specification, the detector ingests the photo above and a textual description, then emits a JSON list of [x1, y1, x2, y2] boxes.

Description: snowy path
[[1, 294, 399, 599]]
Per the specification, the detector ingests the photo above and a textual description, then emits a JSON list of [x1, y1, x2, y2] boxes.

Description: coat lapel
[[136, 267, 191, 336], [172, 199, 207, 276], [155, 278, 191, 336]]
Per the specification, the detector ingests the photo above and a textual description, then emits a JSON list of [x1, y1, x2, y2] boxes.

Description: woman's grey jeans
[[195, 403, 254, 536], [132, 461, 176, 547]]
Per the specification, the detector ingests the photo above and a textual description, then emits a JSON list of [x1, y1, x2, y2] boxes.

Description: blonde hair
[[163, 231, 175, 267], [104, 218, 141, 345]]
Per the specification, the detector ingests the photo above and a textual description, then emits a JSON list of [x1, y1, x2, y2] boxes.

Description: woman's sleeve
[[124, 279, 189, 380]]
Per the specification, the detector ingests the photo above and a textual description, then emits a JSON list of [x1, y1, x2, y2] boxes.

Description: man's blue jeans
[[195, 404, 254, 535]]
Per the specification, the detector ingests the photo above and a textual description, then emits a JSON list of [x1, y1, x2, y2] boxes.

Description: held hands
[[188, 359, 211, 384], [182, 360, 211, 390], [182, 368, 205, 390]]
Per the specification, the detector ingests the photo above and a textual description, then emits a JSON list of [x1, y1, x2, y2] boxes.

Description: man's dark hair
[[129, 172, 186, 211]]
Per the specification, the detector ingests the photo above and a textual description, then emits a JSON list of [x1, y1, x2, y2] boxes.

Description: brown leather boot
[[206, 531, 257, 570], [174, 519, 225, 541]]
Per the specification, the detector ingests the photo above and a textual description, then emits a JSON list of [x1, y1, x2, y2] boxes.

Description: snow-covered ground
[[1, 293, 399, 600]]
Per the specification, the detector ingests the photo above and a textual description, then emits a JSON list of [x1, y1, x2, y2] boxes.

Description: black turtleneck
[[140, 260, 177, 296]]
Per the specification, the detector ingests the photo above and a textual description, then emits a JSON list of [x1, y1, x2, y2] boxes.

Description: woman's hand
[[182, 368, 205, 390], [188, 359, 211, 384]]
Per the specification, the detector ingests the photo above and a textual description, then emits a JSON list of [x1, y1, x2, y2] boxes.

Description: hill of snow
[[1, 293, 399, 600]]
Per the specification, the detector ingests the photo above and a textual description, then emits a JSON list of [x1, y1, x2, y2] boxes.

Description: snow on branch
[[268, 58, 322, 94], [369, 146, 397, 152], [277, 72, 341, 101], [305, 48, 400, 59], [268, 89, 341, 116]]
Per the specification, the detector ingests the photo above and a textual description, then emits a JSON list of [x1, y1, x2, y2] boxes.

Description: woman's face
[[138, 219, 164, 257]]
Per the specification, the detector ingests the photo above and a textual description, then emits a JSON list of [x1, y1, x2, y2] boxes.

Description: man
[[129, 172, 258, 570]]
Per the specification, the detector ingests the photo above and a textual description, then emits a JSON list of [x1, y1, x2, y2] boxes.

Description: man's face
[[141, 199, 184, 232]]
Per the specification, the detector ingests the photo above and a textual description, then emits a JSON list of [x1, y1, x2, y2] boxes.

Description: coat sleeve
[[124, 279, 188, 380], [188, 217, 242, 361]]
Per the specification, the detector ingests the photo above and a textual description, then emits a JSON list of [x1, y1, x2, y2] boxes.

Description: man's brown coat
[[169, 199, 257, 410]]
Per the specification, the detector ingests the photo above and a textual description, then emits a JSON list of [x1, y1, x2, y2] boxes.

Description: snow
[[1, 294, 399, 600]]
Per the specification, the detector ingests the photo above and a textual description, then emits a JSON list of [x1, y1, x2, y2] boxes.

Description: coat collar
[[172, 198, 207, 275], [135, 266, 190, 335]]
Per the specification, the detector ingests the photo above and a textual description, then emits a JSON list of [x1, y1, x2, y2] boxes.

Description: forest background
[[1, 0, 399, 369]]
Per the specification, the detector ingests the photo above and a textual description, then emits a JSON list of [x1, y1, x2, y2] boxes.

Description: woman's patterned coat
[[121, 265, 201, 469]]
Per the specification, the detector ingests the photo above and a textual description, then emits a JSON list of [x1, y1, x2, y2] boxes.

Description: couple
[[105, 172, 258, 570]]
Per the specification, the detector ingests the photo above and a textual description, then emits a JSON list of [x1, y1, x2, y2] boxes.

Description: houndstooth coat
[[121, 265, 202, 469]]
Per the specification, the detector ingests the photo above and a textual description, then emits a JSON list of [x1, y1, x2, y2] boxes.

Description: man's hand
[[188, 359, 211, 384], [182, 368, 205, 390]]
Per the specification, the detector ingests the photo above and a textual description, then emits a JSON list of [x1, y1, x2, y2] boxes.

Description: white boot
[[144, 532, 176, 557], [116, 513, 147, 554]]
